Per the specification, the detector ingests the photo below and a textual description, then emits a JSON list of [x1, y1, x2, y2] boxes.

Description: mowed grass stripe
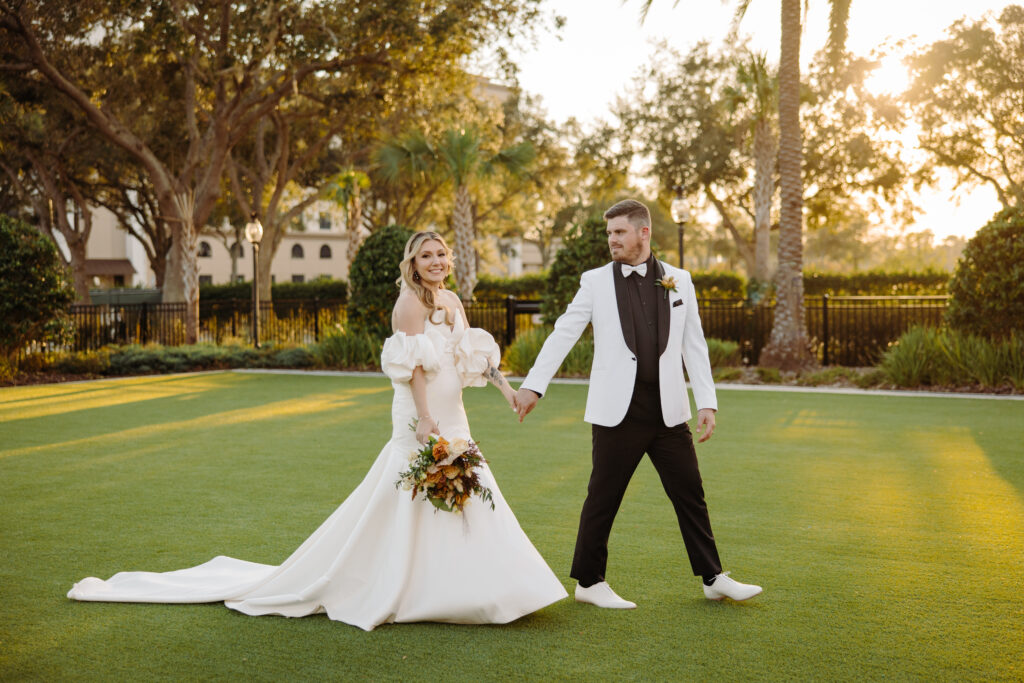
[[1, 372, 1021, 681]]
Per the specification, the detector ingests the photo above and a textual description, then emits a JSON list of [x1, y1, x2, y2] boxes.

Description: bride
[[68, 231, 568, 630]]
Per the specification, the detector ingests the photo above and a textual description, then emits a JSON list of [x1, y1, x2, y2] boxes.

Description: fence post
[[505, 295, 516, 348], [141, 302, 149, 345], [822, 294, 830, 366], [314, 297, 321, 342]]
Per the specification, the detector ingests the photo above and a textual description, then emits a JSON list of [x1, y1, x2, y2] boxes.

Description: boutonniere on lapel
[[655, 275, 678, 299]]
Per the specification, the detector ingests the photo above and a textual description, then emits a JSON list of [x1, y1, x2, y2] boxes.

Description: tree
[[0, 79, 101, 301], [945, 208, 1024, 339], [905, 5, 1024, 210], [541, 216, 609, 325], [747, 0, 850, 371], [1, 0, 545, 341], [0, 215, 75, 376], [375, 125, 535, 301], [346, 224, 413, 338], [725, 51, 777, 288]]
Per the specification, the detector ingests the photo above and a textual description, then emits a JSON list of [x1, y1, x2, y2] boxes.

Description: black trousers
[[569, 383, 722, 585]]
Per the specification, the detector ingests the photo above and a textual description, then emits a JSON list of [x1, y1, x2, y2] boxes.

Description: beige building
[[198, 203, 356, 285], [78, 201, 548, 290]]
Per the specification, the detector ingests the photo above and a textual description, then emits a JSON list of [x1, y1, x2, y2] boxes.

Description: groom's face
[[606, 216, 648, 265]]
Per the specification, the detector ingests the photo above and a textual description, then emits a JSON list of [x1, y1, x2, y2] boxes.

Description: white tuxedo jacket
[[522, 261, 717, 427]]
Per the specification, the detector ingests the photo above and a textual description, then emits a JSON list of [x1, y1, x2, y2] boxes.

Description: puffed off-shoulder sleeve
[[452, 327, 501, 387], [380, 332, 441, 383]]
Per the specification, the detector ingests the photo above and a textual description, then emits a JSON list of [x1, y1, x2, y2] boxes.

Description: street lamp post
[[244, 213, 263, 349], [670, 185, 690, 269]]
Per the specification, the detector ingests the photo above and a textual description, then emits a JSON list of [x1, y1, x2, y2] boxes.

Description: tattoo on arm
[[485, 364, 506, 388]]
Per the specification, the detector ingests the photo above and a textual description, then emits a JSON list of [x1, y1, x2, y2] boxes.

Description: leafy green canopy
[[0, 215, 75, 365], [346, 224, 413, 338], [945, 207, 1024, 339], [540, 217, 609, 325]]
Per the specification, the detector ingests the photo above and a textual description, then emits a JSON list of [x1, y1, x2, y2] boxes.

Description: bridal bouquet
[[396, 434, 495, 514]]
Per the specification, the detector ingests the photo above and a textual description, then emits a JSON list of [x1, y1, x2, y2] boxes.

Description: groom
[[515, 199, 761, 608]]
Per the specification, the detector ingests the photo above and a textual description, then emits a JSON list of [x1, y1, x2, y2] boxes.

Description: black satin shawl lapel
[[655, 260, 670, 356], [612, 263, 637, 355]]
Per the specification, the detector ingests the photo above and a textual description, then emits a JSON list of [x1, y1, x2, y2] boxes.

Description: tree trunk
[[758, 0, 815, 371], [452, 184, 476, 301], [345, 195, 365, 268], [752, 116, 775, 286]]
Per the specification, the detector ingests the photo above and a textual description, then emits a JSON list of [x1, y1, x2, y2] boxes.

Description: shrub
[[692, 272, 746, 298], [0, 216, 76, 374], [706, 338, 741, 367], [474, 272, 548, 299], [803, 269, 950, 296], [314, 326, 383, 370], [346, 225, 413, 338], [946, 207, 1024, 339], [502, 326, 594, 378], [200, 279, 348, 302], [541, 218, 610, 325], [880, 326, 1024, 390]]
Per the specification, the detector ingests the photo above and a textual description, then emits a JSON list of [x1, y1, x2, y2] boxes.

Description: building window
[[320, 245, 332, 259], [235, 274, 245, 283], [230, 241, 244, 258], [113, 275, 125, 287], [319, 213, 332, 231], [198, 241, 212, 258], [291, 244, 304, 259], [199, 275, 213, 285], [292, 274, 305, 283]]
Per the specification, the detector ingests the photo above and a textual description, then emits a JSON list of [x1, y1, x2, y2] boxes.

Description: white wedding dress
[[67, 316, 567, 630]]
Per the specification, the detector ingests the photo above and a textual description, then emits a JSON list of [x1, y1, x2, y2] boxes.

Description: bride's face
[[414, 239, 449, 287]]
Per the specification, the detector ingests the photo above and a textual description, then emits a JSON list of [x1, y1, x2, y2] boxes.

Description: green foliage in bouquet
[[396, 434, 494, 513], [945, 207, 1024, 339]]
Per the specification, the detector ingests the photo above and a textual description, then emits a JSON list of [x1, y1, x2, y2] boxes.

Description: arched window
[[230, 241, 244, 258], [291, 244, 304, 259], [320, 245, 332, 259], [198, 241, 212, 258]]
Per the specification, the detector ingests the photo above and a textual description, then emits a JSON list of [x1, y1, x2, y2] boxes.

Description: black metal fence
[[698, 295, 950, 365], [55, 294, 950, 366]]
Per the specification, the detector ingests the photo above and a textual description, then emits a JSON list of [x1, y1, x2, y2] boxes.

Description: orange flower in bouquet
[[396, 432, 494, 514]]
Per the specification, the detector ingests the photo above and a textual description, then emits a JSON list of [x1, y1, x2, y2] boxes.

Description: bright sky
[[509, 0, 1012, 240]]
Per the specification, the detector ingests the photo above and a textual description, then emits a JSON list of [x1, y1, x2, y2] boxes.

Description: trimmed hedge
[[474, 272, 548, 299], [803, 269, 949, 296], [200, 279, 348, 302]]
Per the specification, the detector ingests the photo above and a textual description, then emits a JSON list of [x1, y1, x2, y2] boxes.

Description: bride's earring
[[413, 271, 421, 282]]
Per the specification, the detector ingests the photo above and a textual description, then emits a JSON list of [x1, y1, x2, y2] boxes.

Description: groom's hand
[[695, 408, 716, 443], [514, 388, 539, 422]]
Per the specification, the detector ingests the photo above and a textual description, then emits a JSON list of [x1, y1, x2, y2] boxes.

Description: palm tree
[[377, 127, 535, 301], [639, 0, 851, 370], [724, 50, 777, 292]]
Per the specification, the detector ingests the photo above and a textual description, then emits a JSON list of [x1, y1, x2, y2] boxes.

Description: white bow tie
[[621, 263, 647, 278]]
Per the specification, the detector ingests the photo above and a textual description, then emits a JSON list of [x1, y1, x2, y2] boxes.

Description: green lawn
[[1, 372, 1022, 681]]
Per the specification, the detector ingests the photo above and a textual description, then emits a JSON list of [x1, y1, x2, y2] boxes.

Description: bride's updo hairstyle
[[397, 231, 456, 327]]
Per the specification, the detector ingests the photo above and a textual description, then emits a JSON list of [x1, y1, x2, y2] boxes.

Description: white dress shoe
[[575, 581, 637, 609], [703, 573, 762, 601]]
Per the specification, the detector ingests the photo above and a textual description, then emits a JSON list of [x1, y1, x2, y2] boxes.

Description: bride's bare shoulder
[[392, 291, 428, 335]]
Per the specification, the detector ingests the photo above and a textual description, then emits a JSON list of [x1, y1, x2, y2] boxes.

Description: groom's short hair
[[603, 199, 651, 230]]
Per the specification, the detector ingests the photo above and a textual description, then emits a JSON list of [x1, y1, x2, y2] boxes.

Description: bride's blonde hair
[[396, 231, 456, 326]]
